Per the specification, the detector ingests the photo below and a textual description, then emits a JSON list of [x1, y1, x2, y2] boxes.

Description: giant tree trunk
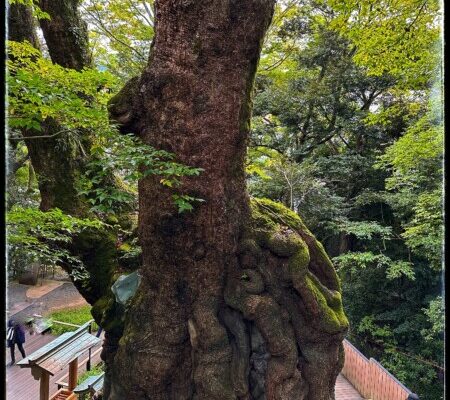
[[108, 1, 348, 399]]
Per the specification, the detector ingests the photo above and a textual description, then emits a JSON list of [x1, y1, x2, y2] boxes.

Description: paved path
[[7, 280, 88, 323], [6, 280, 99, 399]]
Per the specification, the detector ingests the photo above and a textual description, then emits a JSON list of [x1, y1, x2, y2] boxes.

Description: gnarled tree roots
[[103, 199, 348, 400]]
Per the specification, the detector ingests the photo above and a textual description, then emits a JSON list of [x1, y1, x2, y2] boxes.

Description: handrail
[[56, 347, 103, 389], [342, 339, 420, 400], [370, 357, 413, 394], [342, 338, 369, 361], [32, 314, 95, 329]]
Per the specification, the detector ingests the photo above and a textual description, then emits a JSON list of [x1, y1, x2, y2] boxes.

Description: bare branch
[[83, 3, 147, 61], [8, 129, 73, 141]]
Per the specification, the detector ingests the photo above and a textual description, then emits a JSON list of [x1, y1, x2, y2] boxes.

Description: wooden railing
[[55, 347, 103, 390], [342, 339, 419, 400]]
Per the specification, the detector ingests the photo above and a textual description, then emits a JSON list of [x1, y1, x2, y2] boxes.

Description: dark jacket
[[7, 320, 25, 347]]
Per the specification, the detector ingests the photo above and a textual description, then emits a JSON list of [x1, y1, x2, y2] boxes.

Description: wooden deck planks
[[335, 374, 364, 400], [40, 333, 100, 375], [6, 331, 103, 400], [9, 331, 366, 400]]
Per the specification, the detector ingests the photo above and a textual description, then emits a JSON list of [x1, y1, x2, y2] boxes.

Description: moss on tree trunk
[[8, 0, 349, 398], [107, 1, 348, 399], [38, 0, 91, 70]]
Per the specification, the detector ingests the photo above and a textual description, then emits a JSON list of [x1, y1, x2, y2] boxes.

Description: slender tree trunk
[[38, 0, 91, 70], [7, 0, 132, 326], [7, 1, 90, 215], [7, 3, 40, 48], [108, 2, 348, 399], [7, 5, 88, 290]]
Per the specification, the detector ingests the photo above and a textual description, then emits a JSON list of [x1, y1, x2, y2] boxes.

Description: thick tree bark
[[7, 3, 40, 48], [38, 0, 91, 70], [108, 1, 348, 399]]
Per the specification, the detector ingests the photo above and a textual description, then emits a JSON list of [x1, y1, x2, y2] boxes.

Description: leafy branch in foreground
[[7, 205, 104, 281], [7, 40, 117, 133], [7, 40, 205, 214], [82, 131, 204, 214]]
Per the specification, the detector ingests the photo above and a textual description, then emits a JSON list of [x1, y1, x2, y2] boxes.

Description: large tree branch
[[38, 0, 91, 70]]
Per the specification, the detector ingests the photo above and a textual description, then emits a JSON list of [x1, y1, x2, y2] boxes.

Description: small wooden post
[[40, 371, 50, 400], [68, 358, 78, 391], [87, 322, 92, 371]]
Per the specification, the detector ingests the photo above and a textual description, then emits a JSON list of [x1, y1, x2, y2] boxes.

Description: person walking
[[7, 319, 26, 366]]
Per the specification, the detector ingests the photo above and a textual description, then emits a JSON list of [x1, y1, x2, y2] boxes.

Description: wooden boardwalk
[[6, 331, 363, 400], [6, 331, 102, 400], [335, 374, 364, 399]]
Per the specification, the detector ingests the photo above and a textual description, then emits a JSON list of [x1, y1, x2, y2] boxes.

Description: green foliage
[[7, 205, 103, 280], [172, 194, 205, 213], [246, 146, 280, 180], [258, 3, 303, 85], [357, 315, 394, 340], [47, 305, 98, 336], [249, 1, 443, 398], [77, 362, 104, 386], [421, 296, 444, 342], [82, 131, 204, 214], [7, 40, 118, 133], [248, 153, 349, 231], [8, 0, 50, 20], [401, 190, 443, 269], [82, 0, 154, 82], [376, 114, 443, 270], [381, 351, 443, 400], [326, 0, 441, 86], [377, 116, 443, 190], [353, 306, 444, 399], [334, 251, 415, 280], [334, 219, 393, 240]]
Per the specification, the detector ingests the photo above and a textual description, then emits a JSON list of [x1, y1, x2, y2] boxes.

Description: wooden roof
[[73, 372, 105, 395], [17, 321, 101, 376]]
